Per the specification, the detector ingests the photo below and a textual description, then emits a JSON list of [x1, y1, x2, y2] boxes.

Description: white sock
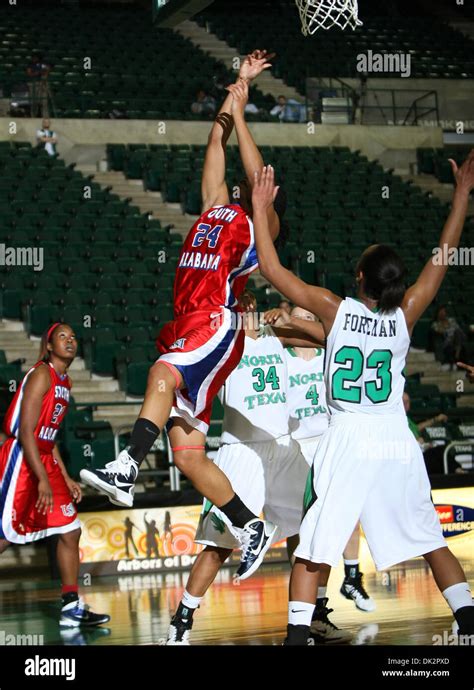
[[442, 582, 473, 614], [182, 589, 202, 610], [316, 586, 327, 601], [288, 601, 315, 627], [344, 559, 359, 566]]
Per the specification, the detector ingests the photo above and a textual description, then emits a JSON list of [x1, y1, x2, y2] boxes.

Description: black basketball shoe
[[166, 613, 193, 646], [235, 518, 277, 581], [80, 450, 138, 507]]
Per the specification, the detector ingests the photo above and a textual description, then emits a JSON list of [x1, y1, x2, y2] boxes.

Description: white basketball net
[[295, 0, 363, 34]]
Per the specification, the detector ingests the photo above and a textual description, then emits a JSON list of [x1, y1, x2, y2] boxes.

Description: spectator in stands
[[430, 305, 467, 370], [278, 299, 291, 314], [270, 94, 306, 123], [26, 53, 51, 79], [403, 392, 465, 475], [36, 118, 57, 156], [457, 361, 474, 383], [26, 53, 51, 117], [191, 89, 217, 118], [271, 95, 287, 120]]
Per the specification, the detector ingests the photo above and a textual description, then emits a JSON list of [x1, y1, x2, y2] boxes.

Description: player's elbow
[[258, 254, 282, 282]]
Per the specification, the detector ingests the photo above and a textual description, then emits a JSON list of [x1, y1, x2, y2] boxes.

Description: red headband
[[46, 322, 61, 341]]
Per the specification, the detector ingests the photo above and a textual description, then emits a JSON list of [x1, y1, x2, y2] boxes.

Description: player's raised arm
[[201, 52, 274, 214], [252, 166, 341, 334], [227, 77, 280, 241], [201, 91, 234, 213], [402, 150, 474, 333]]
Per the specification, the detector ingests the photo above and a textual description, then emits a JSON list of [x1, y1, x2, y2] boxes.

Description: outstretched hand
[[252, 165, 279, 212], [239, 49, 275, 81], [449, 148, 474, 192], [264, 308, 291, 327]]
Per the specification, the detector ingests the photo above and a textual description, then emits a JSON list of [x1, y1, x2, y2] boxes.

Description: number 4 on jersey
[[305, 384, 319, 406]]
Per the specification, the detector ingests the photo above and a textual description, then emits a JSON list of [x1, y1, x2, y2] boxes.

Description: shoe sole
[[340, 587, 376, 612], [165, 641, 190, 646], [237, 523, 278, 581], [59, 619, 82, 628], [60, 617, 111, 629], [109, 495, 132, 507], [309, 632, 353, 645], [80, 469, 134, 508]]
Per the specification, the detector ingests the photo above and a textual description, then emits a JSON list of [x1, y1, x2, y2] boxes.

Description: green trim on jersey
[[286, 346, 322, 358], [354, 297, 380, 313], [202, 498, 213, 519], [407, 416, 421, 439], [303, 463, 317, 516]]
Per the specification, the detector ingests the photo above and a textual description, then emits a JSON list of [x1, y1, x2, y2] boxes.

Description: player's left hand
[[252, 165, 280, 212], [66, 477, 82, 503], [239, 49, 275, 81], [264, 308, 290, 327], [226, 79, 249, 114]]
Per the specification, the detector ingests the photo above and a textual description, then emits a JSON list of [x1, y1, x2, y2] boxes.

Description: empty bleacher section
[[0, 2, 275, 121], [417, 145, 474, 183], [197, 0, 474, 97]]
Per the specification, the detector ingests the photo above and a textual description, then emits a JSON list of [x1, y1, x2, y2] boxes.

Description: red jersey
[[173, 204, 257, 318], [3, 361, 71, 453]]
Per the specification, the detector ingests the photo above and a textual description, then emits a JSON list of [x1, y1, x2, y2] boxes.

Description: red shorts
[[156, 308, 245, 433], [0, 438, 80, 544]]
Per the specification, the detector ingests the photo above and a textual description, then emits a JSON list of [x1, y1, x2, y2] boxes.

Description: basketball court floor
[[1, 555, 472, 646]]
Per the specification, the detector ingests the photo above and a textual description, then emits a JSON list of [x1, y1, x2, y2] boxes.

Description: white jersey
[[325, 297, 410, 416], [285, 347, 329, 440], [219, 325, 289, 444]]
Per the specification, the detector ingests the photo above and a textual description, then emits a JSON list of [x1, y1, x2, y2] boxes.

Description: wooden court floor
[[1, 556, 472, 646]]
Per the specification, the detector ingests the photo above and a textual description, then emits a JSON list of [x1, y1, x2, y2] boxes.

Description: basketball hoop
[[295, 0, 363, 34]]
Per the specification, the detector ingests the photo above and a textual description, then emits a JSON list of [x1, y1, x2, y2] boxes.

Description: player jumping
[[81, 51, 286, 580]]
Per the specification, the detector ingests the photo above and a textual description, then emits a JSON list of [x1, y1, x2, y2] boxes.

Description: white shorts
[[195, 435, 309, 549], [295, 413, 446, 571], [295, 435, 324, 467]]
